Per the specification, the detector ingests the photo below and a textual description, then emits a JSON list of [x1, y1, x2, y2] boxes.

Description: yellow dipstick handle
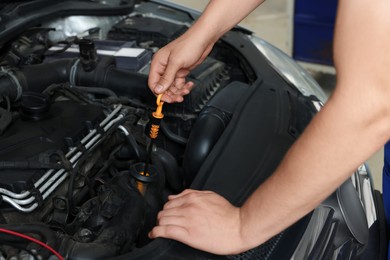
[[149, 94, 164, 139], [153, 94, 164, 119]]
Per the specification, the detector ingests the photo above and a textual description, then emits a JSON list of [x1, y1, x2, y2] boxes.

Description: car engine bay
[[0, 2, 257, 259], [0, 1, 383, 260]]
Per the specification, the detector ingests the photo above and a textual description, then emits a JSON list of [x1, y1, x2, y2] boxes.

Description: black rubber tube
[[0, 58, 150, 102], [152, 148, 183, 192], [0, 76, 21, 99], [182, 107, 230, 186], [74, 86, 118, 98], [160, 121, 188, 145]]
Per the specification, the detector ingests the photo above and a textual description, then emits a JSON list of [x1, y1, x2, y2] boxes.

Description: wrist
[[238, 204, 269, 252], [184, 20, 219, 49], [237, 207, 257, 253]]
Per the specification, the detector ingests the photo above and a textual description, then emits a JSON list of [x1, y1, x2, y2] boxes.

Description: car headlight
[[248, 35, 328, 104]]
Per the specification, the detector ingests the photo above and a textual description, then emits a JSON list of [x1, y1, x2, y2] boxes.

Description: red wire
[[0, 228, 64, 260]]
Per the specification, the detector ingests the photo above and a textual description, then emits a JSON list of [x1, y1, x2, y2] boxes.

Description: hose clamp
[[0, 66, 22, 101], [69, 59, 80, 87]]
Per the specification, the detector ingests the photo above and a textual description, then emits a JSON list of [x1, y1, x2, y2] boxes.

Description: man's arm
[[240, 0, 390, 248], [149, 0, 390, 255]]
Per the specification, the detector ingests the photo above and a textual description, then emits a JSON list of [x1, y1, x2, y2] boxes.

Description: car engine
[[0, 5, 247, 259], [2, 1, 380, 260]]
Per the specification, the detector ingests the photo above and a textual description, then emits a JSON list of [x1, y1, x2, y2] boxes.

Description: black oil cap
[[21, 91, 50, 121]]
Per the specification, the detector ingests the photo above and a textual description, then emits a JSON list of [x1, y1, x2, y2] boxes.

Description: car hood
[[0, 0, 136, 46]]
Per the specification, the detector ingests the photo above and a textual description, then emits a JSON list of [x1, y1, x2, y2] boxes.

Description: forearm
[[238, 0, 390, 248], [184, 0, 265, 45], [240, 88, 390, 248]]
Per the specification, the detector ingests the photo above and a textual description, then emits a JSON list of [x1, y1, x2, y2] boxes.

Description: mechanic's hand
[[148, 34, 214, 103], [149, 189, 248, 255]]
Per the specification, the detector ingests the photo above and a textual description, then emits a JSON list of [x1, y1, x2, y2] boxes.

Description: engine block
[[0, 99, 124, 212]]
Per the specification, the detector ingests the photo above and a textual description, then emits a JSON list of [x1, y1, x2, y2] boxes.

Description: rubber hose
[[151, 148, 183, 192], [0, 58, 150, 102], [182, 107, 230, 186]]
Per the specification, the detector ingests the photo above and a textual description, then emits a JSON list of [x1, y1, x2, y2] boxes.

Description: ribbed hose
[[0, 57, 150, 102]]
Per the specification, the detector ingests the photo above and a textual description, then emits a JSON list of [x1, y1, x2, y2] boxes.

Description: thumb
[[155, 60, 181, 94]]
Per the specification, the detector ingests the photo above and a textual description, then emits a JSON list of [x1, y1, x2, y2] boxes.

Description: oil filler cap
[[21, 91, 50, 121]]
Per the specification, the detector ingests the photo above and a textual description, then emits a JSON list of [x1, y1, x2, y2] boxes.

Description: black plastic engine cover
[[108, 16, 187, 47], [0, 100, 104, 192]]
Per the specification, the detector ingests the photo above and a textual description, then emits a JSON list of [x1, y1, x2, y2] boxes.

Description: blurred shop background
[[168, 0, 384, 191]]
